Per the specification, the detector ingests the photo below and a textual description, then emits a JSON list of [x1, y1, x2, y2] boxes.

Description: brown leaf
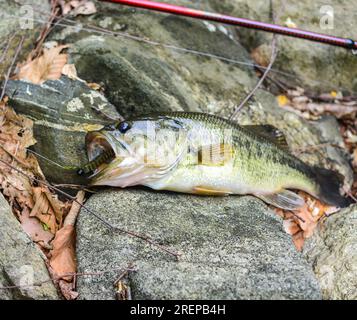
[[74, 1, 97, 15], [61, 64, 79, 80], [19, 208, 54, 247], [50, 225, 76, 282], [30, 187, 59, 234], [0, 104, 70, 249], [292, 231, 305, 252], [16, 44, 69, 84], [58, 280, 79, 300], [275, 191, 337, 251], [251, 44, 271, 68], [59, 0, 96, 16]]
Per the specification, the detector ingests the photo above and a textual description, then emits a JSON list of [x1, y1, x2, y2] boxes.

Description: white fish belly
[[145, 164, 252, 194]]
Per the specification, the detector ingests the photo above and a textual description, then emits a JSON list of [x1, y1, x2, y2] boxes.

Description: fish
[[81, 112, 351, 210]]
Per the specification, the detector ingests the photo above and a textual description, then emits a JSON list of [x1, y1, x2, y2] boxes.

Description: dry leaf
[[16, 44, 69, 84], [61, 63, 79, 80], [251, 44, 270, 68], [58, 280, 79, 300], [87, 82, 102, 91], [30, 186, 66, 234], [49, 191, 84, 299], [59, 0, 96, 16], [50, 225, 76, 281], [74, 1, 96, 15], [0, 103, 71, 248], [292, 231, 304, 252], [277, 95, 289, 107], [276, 191, 338, 251], [19, 208, 54, 247]]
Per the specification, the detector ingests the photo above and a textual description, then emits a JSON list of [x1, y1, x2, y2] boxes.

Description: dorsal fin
[[243, 124, 289, 150]]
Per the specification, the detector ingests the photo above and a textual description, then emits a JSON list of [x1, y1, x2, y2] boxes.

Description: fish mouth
[[84, 130, 124, 182], [85, 131, 117, 163], [84, 130, 143, 186]]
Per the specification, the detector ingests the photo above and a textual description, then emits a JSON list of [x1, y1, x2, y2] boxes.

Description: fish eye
[[118, 121, 131, 133]]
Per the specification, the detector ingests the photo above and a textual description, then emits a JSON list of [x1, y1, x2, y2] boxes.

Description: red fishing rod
[[101, 0, 357, 50]]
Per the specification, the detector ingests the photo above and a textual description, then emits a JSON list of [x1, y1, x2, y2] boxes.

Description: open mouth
[[78, 131, 117, 176], [85, 131, 116, 162]]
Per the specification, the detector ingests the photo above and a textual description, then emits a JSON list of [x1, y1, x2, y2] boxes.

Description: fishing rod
[[101, 0, 357, 50]]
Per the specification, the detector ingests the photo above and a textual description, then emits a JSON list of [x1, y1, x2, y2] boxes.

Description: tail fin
[[313, 167, 352, 208]]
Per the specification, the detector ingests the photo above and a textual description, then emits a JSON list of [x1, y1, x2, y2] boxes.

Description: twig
[[0, 33, 17, 65], [64, 190, 85, 226], [29, 0, 60, 60], [114, 263, 137, 285], [290, 210, 306, 223], [0, 36, 24, 101], [229, 1, 279, 120], [0, 158, 181, 259], [0, 144, 31, 168], [27, 149, 77, 170]]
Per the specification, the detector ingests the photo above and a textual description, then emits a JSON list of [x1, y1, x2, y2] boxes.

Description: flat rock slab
[[77, 189, 321, 300], [0, 194, 59, 300]]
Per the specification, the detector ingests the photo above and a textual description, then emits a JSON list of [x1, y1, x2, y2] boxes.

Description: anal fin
[[256, 189, 305, 210]]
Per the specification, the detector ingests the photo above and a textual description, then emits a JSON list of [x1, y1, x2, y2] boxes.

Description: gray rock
[[4, 76, 120, 184], [77, 189, 321, 300], [0, 193, 59, 300], [208, 0, 357, 93], [303, 204, 357, 300]]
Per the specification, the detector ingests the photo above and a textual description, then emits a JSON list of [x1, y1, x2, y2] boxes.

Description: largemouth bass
[[81, 112, 351, 209]]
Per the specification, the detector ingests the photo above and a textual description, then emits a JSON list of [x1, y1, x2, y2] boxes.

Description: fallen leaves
[[276, 86, 357, 201], [276, 192, 339, 251], [49, 191, 84, 299], [0, 101, 70, 245], [0, 100, 85, 299], [277, 88, 357, 119], [30, 186, 67, 234], [16, 44, 69, 84]]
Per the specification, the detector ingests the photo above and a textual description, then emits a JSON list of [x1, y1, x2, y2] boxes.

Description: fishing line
[[27, 149, 76, 170]]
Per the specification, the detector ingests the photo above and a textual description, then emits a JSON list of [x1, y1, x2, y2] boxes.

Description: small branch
[[0, 144, 31, 168], [229, 1, 279, 120], [113, 263, 137, 285], [290, 210, 306, 223], [0, 36, 24, 101], [0, 33, 17, 65], [64, 190, 85, 226]]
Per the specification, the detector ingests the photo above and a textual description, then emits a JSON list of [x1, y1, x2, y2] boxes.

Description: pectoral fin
[[256, 189, 305, 210]]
